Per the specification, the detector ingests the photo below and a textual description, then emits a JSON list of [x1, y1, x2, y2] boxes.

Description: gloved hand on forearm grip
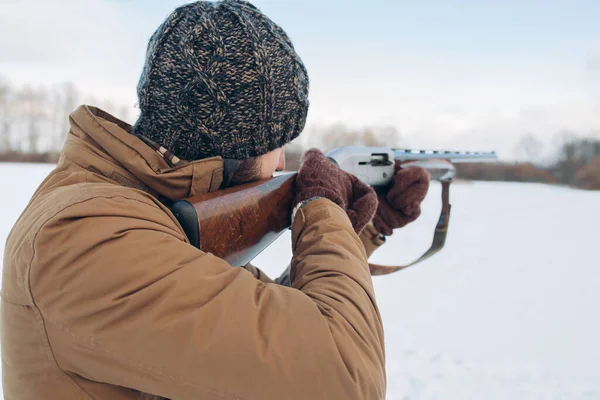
[[294, 149, 378, 234], [372, 164, 430, 236]]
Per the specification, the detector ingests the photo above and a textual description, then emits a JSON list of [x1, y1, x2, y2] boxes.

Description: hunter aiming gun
[[170, 147, 497, 276]]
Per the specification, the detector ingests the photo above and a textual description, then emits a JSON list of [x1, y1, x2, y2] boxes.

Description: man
[[1, 1, 429, 399]]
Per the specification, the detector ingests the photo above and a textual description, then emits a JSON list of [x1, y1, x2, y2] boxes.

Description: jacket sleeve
[[242, 262, 275, 284], [259, 221, 387, 287], [359, 222, 387, 258], [31, 196, 385, 400]]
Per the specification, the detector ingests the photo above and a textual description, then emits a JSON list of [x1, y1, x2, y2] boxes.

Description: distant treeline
[[454, 139, 600, 190], [0, 151, 60, 163], [0, 75, 131, 158], [1, 76, 599, 190]]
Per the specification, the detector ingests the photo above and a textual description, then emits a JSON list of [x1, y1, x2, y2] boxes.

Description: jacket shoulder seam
[[29, 194, 237, 399], [25, 195, 168, 399]]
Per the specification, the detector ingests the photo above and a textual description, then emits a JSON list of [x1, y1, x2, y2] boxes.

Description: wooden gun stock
[[171, 173, 297, 267], [170, 168, 450, 277]]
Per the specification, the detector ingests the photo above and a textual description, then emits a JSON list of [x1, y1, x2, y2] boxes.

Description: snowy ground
[[2, 163, 600, 399]]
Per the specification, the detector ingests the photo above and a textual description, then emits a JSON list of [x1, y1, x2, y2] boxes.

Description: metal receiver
[[326, 147, 497, 186]]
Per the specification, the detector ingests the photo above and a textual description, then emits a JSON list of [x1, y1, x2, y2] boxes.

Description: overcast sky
[[1, 0, 600, 158]]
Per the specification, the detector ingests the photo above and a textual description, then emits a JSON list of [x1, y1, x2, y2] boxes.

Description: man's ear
[[221, 159, 240, 189]]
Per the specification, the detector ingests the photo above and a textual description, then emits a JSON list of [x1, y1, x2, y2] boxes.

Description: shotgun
[[170, 147, 497, 276]]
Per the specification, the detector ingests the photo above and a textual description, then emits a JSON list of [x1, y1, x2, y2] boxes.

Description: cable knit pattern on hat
[[133, 0, 309, 160]]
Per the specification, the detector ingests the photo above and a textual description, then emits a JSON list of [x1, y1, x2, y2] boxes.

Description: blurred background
[[1, 1, 599, 399]]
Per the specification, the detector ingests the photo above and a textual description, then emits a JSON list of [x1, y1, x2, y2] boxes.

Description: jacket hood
[[63, 105, 225, 200]]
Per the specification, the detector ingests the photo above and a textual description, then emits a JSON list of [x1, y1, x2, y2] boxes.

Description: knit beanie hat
[[132, 0, 309, 161]]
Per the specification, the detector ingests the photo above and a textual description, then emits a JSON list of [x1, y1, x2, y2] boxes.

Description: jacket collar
[[62, 105, 224, 200]]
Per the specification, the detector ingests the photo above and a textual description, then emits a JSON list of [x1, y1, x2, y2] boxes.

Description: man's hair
[[229, 157, 263, 185]]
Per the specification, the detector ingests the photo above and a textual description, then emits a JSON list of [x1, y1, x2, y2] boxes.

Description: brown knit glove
[[372, 163, 430, 236], [294, 149, 377, 233]]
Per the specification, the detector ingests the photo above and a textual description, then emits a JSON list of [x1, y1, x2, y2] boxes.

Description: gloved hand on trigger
[[294, 149, 378, 234], [372, 163, 430, 236]]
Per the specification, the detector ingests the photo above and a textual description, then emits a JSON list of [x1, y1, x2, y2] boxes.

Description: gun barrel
[[326, 146, 498, 187], [393, 149, 497, 163]]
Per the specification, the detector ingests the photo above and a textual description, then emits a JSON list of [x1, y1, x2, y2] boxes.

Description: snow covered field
[[1, 163, 599, 399]]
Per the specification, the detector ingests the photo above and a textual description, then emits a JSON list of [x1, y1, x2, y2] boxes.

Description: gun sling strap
[[368, 180, 451, 275]]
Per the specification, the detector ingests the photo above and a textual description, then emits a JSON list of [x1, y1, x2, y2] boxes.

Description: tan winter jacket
[[1, 106, 386, 400]]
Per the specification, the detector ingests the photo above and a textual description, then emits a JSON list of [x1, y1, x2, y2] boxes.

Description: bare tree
[[552, 132, 600, 184], [318, 124, 401, 150], [515, 132, 544, 162], [19, 85, 47, 154], [362, 125, 401, 147], [49, 84, 63, 152], [380, 126, 402, 147], [321, 123, 359, 150], [102, 99, 115, 116], [59, 82, 78, 147], [0, 78, 136, 160], [0, 77, 14, 152], [119, 105, 131, 123]]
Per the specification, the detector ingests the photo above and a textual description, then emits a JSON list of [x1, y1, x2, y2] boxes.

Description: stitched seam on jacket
[[28, 195, 246, 400], [43, 317, 242, 400], [62, 147, 140, 189], [22, 188, 159, 398], [26, 194, 109, 399]]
